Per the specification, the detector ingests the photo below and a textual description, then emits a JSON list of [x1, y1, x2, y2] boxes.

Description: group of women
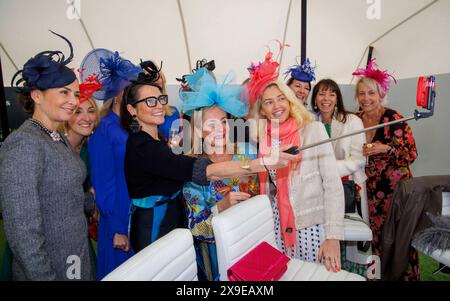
[[0, 33, 418, 281]]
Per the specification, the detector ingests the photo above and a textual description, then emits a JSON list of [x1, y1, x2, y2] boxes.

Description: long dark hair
[[311, 78, 350, 123], [120, 82, 163, 132]]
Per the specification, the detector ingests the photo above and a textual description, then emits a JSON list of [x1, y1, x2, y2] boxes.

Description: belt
[[131, 191, 180, 209]]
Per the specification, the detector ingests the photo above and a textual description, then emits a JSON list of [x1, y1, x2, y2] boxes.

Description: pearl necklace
[[29, 119, 67, 147]]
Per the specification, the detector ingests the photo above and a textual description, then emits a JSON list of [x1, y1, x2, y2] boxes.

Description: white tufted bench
[[212, 195, 366, 281], [102, 228, 198, 281]]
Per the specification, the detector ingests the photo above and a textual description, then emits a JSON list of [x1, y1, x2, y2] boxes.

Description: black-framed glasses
[[133, 95, 168, 107]]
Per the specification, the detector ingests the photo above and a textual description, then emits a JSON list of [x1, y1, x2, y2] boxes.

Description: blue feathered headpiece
[[11, 30, 76, 93], [284, 58, 316, 83], [179, 68, 248, 117], [98, 51, 142, 100], [80, 49, 142, 100]]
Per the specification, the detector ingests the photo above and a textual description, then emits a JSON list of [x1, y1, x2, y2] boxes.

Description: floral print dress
[[357, 108, 418, 281]]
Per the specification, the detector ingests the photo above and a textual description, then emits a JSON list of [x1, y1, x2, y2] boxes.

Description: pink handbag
[[227, 242, 290, 281]]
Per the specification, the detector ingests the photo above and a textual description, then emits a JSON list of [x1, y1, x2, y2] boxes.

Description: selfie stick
[[296, 76, 436, 153]]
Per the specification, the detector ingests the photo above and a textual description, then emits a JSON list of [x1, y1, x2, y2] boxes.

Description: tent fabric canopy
[[1, 0, 449, 87]]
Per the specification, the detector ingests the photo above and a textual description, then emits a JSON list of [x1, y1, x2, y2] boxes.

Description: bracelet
[[240, 157, 251, 170]]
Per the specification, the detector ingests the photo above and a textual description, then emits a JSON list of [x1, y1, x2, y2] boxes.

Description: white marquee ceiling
[[1, 0, 449, 87]]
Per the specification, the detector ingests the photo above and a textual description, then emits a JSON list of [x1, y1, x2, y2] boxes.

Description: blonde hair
[[252, 79, 314, 138], [187, 105, 236, 157], [355, 77, 387, 105], [59, 98, 100, 136], [100, 99, 113, 118]]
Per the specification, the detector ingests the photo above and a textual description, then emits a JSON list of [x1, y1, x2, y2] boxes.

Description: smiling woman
[[353, 60, 419, 281], [285, 58, 316, 108], [121, 70, 297, 255], [0, 31, 96, 280], [247, 48, 346, 273], [311, 78, 367, 276], [251, 79, 345, 272], [60, 98, 100, 153], [58, 96, 101, 275]]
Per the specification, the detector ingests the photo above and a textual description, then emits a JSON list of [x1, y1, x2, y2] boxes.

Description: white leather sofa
[[102, 228, 198, 281], [343, 181, 373, 265], [212, 195, 366, 281]]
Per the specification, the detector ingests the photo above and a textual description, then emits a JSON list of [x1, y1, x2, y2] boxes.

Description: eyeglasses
[[133, 95, 168, 107]]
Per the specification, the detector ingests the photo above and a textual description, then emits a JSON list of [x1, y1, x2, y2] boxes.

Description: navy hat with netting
[[80, 48, 142, 100]]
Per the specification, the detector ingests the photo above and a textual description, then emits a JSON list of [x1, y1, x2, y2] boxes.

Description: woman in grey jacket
[[0, 31, 95, 280]]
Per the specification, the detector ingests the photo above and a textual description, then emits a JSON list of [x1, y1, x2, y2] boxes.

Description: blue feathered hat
[[179, 68, 248, 117], [284, 58, 316, 83], [11, 30, 77, 93], [80, 49, 142, 100]]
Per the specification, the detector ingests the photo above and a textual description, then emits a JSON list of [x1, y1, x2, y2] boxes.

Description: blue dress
[[158, 106, 181, 140], [88, 111, 133, 280], [182, 143, 258, 281]]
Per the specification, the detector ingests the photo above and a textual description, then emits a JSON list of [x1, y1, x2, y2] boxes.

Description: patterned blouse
[[182, 143, 258, 242]]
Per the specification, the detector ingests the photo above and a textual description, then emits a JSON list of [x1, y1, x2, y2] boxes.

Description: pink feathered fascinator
[[352, 58, 397, 97], [247, 41, 289, 105]]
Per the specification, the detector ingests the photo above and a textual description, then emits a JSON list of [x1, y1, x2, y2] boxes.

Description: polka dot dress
[[268, 139, 325, 263]]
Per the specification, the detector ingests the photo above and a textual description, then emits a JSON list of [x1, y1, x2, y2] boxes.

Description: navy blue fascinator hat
[[11, 30, 77, 93], [284, 58, 316, 83], [123, 67, 163, 106], [80, 49, 142, 100], [139, 59, 162, 82]]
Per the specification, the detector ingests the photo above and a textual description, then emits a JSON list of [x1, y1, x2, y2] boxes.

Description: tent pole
[[177, 0, 192, 72], [0, 54, 10, 141], [301, 0, 307, 64], [367, 46, 374, 67], [278, 0, 293, 70], [351, 0, 439, 84]]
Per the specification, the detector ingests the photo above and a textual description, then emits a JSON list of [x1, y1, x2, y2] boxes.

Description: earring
[[130, 115, 142, 134], [314, 105, 318, 111]]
